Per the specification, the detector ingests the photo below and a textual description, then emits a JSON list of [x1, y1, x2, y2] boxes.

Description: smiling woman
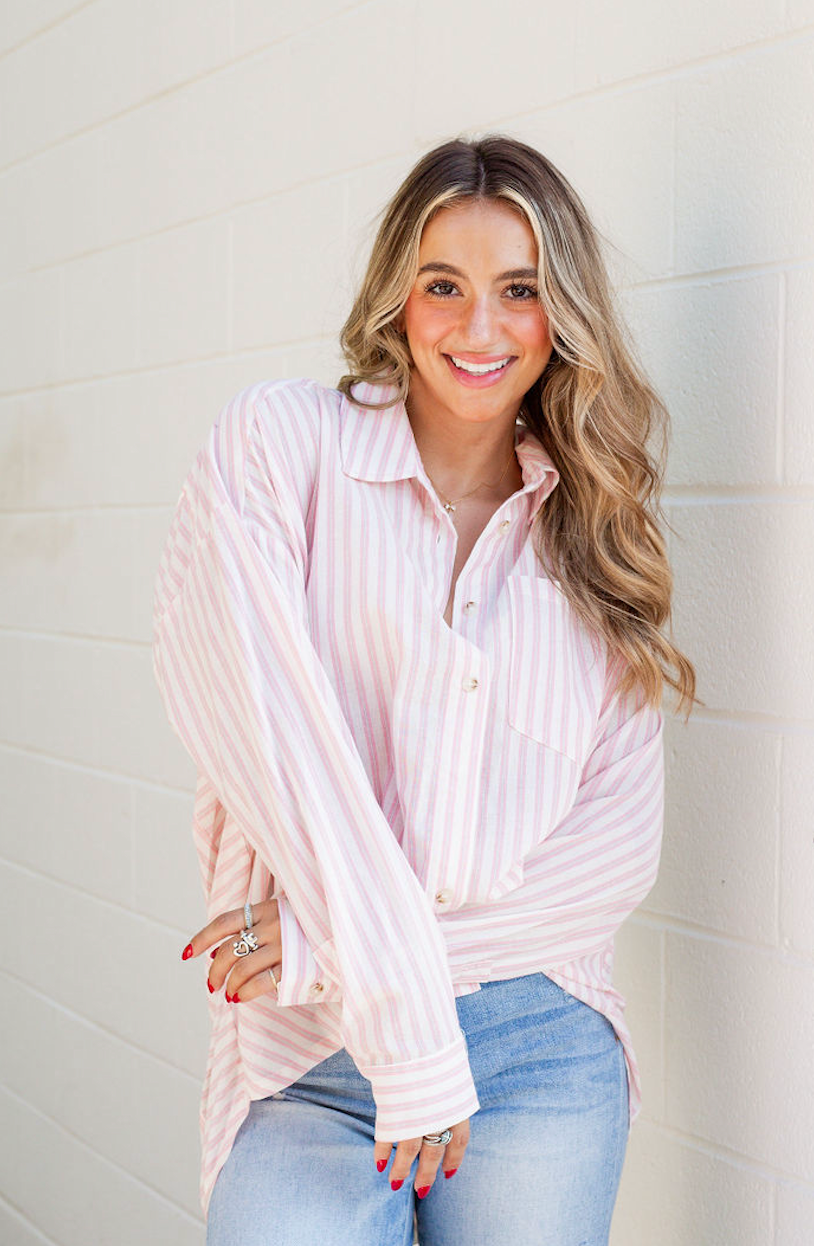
[[153, 132, 698, 1246], [401, 201, 553, 410], [338, 136, 697, 715]]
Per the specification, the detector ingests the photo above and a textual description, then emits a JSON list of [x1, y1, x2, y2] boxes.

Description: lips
[[443, 354, 517, 387]]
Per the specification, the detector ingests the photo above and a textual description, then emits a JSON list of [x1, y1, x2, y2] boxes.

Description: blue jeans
[[206, 971, 630, 1245]]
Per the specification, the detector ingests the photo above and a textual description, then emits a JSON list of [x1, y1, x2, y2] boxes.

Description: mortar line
[[632, 912, 814, 966], [0, 1, 98, 62], [0, 855, 199, 938], [635, 1115, 814, 1187], [0, 1083, 203, 1227], [776, 270, 787, 485], [0, 967, 203, 1084], [775, 735, 784, 949], [0, 1192, 60, 1245], [0, 0, 390, 178]]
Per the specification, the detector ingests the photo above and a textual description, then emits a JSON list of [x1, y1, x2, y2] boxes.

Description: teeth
[[450, 355, 511, 375]]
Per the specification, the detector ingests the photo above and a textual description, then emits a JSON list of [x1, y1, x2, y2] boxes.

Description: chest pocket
[[505, 574, 604, 766]]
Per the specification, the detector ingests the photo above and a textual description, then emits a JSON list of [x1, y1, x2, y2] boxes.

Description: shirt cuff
[[274, 893, 342, 1007], [355, 1030, 481, 1141]]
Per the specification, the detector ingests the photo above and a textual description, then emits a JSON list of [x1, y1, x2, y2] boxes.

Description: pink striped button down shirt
[[152, 375, 665, 1216]]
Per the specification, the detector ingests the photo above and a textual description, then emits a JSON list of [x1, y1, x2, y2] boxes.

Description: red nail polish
[[376, 1159, 387, 1172], [225, 992, 232, 1003], [444, 1168, 457, 1179], [210, 948, 217, 959], [416, 1185, 430, 1199], [207, 980, 214, 994], [390, 1178, 403, 1191], [233, 993, 240, 1002], [181, 944, 194, 960]]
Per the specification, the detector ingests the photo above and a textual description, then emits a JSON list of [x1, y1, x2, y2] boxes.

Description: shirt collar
[[340, 378, 560, 524]]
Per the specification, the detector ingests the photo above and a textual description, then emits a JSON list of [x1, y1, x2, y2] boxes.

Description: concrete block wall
[[0, 4, 811, 1243]]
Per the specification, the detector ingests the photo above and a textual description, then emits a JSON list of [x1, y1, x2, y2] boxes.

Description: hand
[[374, 1118, 470, 1197], [181, 899, 283, 1003]]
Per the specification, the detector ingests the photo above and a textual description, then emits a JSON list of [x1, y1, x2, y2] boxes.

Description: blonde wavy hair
[[337, 134, 698, 719]]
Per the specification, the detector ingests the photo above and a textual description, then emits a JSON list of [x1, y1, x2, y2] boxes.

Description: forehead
[[418, 198, 537, 260]]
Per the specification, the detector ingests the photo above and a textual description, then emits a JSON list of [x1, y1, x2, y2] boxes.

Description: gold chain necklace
[[427, 442, 517, 516]]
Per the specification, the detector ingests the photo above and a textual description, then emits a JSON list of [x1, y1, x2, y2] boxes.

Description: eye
[[506, 283, 538, 300], [422, 279, 539, 301]]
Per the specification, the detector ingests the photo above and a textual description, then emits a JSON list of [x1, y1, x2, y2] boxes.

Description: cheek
[[404, 302, 456, 344], [518, 310, 552, 355]]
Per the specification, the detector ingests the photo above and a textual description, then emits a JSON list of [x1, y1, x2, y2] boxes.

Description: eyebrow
[[417, 262, 539, 281]]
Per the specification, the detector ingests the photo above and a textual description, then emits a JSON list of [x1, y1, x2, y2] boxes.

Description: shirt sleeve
[[274, 891, 341, 1006], [151, 382, 480, 1140], [483, 653, 665, 955]]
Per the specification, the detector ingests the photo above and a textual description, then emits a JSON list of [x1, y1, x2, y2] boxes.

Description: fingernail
[[232, 993, 240, 1002], [444, 1168, 458, 1179], [181, 944, 194, 961], [210, 948, 217, 959], [207, 980, 214, 994], [390, 1179, 403, 1191], [225, 992, 232, 1003], [416, 1185, 430, 1199], [376, 1159, 387, 1173]]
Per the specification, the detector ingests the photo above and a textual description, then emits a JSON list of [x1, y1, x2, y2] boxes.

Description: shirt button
[[499, 519, 511, 533], [463, 600, 477, 614], [310, 981, 324, 994], [435, 890, 452, 905], [461, 676, 479, 691]]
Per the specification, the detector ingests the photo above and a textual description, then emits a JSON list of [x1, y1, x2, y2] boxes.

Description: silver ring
[[422, 1128, 452, 1146], [232, 929, 259, 957], [244, 901, 255, 929], [268, 966, 279, 992]]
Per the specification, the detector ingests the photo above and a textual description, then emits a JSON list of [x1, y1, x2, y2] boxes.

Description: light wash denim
[[206, 970, 630, 1246]]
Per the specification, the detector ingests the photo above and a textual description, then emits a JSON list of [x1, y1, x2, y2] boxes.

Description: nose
[[460, 292, 500, 345]]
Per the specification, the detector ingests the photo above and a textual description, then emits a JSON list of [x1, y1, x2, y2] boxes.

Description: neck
[[405, 385, 523, 502]]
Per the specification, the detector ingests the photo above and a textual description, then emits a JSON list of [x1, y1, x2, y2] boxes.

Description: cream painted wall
[[1, 3, 812, 1243]]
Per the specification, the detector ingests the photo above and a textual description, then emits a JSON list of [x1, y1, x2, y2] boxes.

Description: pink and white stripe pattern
[[152, 376, 665, 1216]]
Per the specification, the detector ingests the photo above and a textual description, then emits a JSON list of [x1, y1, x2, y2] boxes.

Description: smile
[[450, 355, 512, 374], [444, 354, 517, 387]]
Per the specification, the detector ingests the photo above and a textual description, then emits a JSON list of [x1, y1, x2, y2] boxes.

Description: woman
[[153, 134, 697, 1245]]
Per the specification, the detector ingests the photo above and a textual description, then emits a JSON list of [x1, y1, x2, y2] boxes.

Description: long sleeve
[[152, 382, 480, 1139], [444, 653, 665, 963], [523, 669, 664, 945], [274, 891, 341, 1006]]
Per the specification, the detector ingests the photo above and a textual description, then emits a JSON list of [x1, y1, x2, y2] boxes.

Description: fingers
[[381, 1119, 470, 1196], [412, 1120, 469, 1195], [180, 901, 283, 1009], [373, 1141, 393, 1175], [208, 918, 282, 997], [219, 943, 283, 1003], [181, 899, 280, 961], [437, 1119, 469, 1181], [384, 1137, 423, 1191]]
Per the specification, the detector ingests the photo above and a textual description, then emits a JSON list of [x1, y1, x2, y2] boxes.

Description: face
[[397, 198, 553, 430]]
